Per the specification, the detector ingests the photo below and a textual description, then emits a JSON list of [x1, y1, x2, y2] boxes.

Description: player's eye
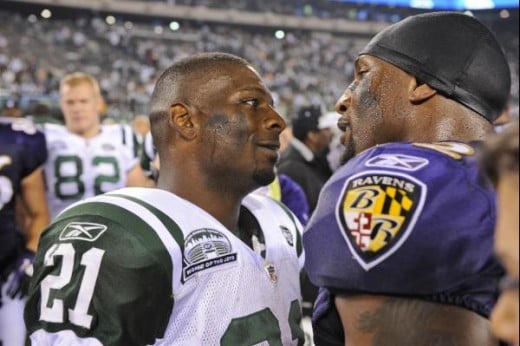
[[242, 99, 259, 108]]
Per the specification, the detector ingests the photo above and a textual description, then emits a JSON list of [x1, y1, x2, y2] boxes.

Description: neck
[[405, 107, 493, 143], [157, 170, 246, 231]]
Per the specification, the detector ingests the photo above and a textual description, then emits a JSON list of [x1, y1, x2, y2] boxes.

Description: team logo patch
[[59, 222, 107, 242], [365, 154, 429, 171], [183, 228, 237, 280], [336, 171, 426, 270]]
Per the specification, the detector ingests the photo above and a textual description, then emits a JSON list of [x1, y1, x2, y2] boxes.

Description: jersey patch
[[182, 228, 237, 281], [365, 153, 429, 171], [59, 222, 108, 242], [335, 171, 427, 270]]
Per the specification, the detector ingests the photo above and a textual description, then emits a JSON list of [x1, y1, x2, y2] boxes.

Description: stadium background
[[0, 0, 518, 124]]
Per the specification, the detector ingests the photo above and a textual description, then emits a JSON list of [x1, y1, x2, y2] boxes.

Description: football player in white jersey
[[41, 72, 153, 219], [25, 52, 305, 345]]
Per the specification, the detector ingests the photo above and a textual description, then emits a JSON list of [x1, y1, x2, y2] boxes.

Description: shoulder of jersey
[[343, 141, 478, 174], [41, 122, 68, 136], [102, 123, 136, 144], [0, 117, 46, 145]]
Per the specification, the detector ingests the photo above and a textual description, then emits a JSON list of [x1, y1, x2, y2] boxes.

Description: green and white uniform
[[42, 123, 140, 220], [25, 188, 305, 345]]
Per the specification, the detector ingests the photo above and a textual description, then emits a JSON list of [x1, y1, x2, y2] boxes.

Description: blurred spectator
[[1, 97, 23, 118], [131, 114, 151, 143], [278, 104, 335, 214], [482, 121, 519, 346]]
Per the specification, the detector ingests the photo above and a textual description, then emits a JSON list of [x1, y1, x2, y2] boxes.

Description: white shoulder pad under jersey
[[26, 187, 305, 345], [42, 123, 140, 220]]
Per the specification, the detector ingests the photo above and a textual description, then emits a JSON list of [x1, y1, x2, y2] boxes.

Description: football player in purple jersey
[[0, 113, 50, 345], [303, 12, 511, 346]]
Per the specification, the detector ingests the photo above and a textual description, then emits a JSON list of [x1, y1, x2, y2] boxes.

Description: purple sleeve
[[278, 173, 310, 225]]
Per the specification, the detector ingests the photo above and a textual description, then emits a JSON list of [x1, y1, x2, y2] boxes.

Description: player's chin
[[253, 167, 276, 187]]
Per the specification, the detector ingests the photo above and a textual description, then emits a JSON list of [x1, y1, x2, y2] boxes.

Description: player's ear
[[409, 77, 437, 104], [169, 104, 196, 139]]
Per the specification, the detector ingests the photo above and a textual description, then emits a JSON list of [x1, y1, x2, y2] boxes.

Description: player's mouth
[[257, 141, 280, 152], [338, 119, 351, 146]]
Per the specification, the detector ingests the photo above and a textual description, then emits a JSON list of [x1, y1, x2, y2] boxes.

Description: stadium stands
[[0, 3, 517, 123]]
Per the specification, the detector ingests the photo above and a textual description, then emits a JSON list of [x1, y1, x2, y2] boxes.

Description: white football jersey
[[26, 188, 305, 345], [42, 123, 139, 220]]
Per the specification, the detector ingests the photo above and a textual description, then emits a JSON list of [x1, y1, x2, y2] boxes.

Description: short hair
[[149, 52, 251, 151], [150, 52, 250, 115], [481, 121, 519, 184], [60, 72, 101, 96]]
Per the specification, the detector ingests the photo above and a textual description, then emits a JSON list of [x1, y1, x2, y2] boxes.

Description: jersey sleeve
[[303, 141, 503, 317], [12, 120, 47, 177], [25, 200, 174, 345]]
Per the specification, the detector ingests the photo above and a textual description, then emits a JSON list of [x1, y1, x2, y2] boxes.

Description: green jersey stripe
[[109, 193, 185, 253], [52, 200, 173, 277]]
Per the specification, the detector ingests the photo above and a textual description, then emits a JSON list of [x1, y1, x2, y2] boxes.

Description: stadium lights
[[40, 9, 52, 19], [169, 21, 180, 31], [105, 15, 116, 25], [274, 30, 285, 40]]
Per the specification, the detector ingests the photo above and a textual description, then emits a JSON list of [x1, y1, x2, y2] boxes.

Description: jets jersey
[[25, 188, 305, 345], [304, 141, 503, 320], [42, 123, 140, 220], [0, 117, 47, 261]]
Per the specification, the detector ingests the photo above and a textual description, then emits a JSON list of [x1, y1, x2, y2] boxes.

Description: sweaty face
[[60, 82, 102, 137], [335, 55, 410, 164], [195, 64, 286, 191], [491, 171, 519, 346]]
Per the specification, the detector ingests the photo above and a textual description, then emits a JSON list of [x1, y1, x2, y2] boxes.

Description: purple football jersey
[[0, 118, 47, 261], [304, 141, 503, 318]]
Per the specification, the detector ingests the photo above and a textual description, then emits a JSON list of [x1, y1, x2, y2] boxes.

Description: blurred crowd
[[0, 6, 518, 123]]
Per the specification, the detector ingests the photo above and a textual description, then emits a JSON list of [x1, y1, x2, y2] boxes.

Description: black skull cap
[[361, 12, 511, 122]]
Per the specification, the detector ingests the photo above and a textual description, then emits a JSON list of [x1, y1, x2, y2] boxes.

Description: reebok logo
[[59, 222, 107, 242], [365, 154, 428, 171]]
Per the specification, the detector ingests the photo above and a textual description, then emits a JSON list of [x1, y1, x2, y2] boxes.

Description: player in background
[[25, 52, 305, 345], [483, 122, 519, 346], [42, 72, 153, 220], [304, 12, 511, 345], [0, 110, 50, 346]]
